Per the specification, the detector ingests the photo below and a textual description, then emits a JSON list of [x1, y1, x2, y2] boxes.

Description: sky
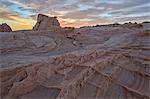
[[0, 0, 150, 30]]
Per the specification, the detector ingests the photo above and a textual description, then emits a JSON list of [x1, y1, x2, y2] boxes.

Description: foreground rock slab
[[0, 16, 150, 99], [1, 32, 149, 99]]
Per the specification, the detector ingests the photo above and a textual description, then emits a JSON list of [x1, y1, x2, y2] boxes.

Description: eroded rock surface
[[0, 19, 150, 99], [33, 14, 61, 31], [0, 23, 12, 32]]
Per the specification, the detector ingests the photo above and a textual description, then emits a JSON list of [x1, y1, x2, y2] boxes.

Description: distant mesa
[[33, 14, 61, 31], [0, 23, 12, 32]]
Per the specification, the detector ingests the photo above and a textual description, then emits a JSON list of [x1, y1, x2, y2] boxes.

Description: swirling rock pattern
[[0, 22, 150, 99]]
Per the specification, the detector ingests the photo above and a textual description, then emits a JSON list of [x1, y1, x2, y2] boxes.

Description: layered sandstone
[[33, 14, 61, 31], [0, 23, 12, 32], [0, 15, 150, 99]]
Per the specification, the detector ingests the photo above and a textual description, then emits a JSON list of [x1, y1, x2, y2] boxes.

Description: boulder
[[0, 23, 12, 32], [33, 14, 61, 30]]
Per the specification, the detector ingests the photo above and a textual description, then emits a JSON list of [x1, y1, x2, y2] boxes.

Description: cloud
[[0, 0, 35, 30], [0, 0, 150, 30]]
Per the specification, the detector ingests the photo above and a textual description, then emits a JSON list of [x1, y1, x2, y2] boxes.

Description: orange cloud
[[0, 15, 36, 30], [10, 23, 33, 30]]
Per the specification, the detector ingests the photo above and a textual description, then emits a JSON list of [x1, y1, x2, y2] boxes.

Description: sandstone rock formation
[[0, 17, 150, 99], [33, 14, 61, 30], [0, 23, 12, 32]]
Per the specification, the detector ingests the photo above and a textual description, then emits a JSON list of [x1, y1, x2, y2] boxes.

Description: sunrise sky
[[0, 0, 150, 30]]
